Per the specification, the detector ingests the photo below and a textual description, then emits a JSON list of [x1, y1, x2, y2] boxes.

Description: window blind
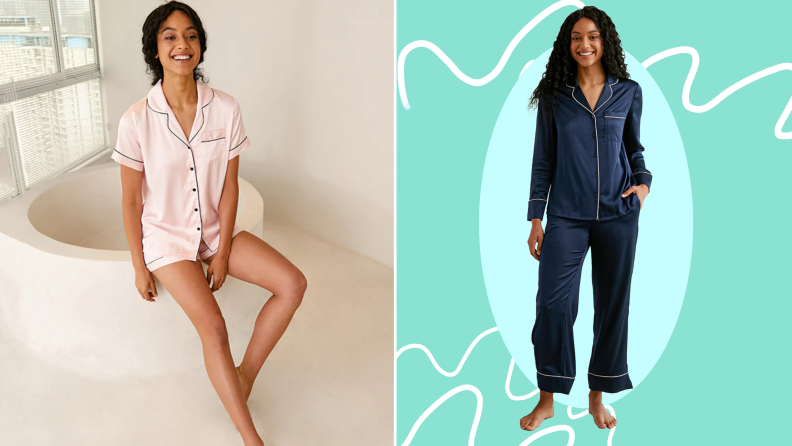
[[0, 0, 106, 202]]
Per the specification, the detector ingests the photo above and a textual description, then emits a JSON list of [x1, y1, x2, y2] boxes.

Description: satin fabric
[[532, 205, 640, 394], [111, 79, 251, 271], [528, 73, 652, 222]]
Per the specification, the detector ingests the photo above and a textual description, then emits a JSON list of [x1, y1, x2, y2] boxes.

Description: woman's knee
[[280, 268, 307, 308], [197, 313, 229, 344]]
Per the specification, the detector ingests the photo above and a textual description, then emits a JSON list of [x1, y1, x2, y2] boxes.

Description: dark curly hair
[[528, 6, 629, 117], [141, 1, 208, 86]]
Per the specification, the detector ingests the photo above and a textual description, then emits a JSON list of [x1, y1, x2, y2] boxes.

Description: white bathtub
[[0, 163, 266, 379]]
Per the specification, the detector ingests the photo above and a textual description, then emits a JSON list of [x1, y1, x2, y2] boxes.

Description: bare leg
[[519, 390, 555, 431], [152, 259, 264, 446], [203, 230, 307, 401], [589, 390, 616, 429]]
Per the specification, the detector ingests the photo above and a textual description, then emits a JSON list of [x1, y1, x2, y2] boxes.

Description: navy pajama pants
[[531, 205, 640, 394]]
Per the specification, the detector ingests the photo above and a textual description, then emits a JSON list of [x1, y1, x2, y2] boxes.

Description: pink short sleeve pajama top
[[111, 79, 251, 272]]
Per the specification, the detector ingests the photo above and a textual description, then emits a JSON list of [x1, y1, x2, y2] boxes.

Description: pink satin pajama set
[[111, 79, 251, 272]]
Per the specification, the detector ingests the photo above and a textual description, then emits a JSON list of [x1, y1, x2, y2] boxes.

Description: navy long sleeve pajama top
[[527, 73, 652, 222]]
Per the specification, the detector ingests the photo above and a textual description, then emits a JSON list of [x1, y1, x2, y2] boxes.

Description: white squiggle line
[[642, 47, 792, 139], [506, 359, 540, 401], [396, 327, 499, 377], [400, 384, 483, 446], [518, 425, 575, 446], [398, 1, 792, 139], [567, 406, 588, 420], [397, 0, 586, 110], [566, 405, 617, 445], [605, 405, 616, 446]]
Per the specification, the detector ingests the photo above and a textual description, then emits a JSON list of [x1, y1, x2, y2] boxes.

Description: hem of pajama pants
[[588, 372, 633, 393], [537, 373, 575, 395]]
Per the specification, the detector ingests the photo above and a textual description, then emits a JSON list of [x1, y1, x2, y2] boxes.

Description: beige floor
[[0, 217, 394, 445]]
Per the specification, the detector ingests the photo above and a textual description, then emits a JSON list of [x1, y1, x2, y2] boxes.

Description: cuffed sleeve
[[624, 83, 652, 191], [527, 96, 557, 221], [110, 110, 144, 171], [228, 99, 250, 160]]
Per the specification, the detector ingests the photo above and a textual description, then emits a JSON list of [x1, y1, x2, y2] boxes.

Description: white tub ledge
[[0, 163, 266, 380]]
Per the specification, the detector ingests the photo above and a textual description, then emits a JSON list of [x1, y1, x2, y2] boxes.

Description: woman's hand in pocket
[[527, 219, 545, 261], [622, 184, 649, 208]]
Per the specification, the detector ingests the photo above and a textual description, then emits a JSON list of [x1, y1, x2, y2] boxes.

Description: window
[[0, 0, 106, 202]]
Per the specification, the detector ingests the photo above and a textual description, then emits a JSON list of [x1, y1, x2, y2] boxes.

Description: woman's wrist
[[215, 248, 231, 260]]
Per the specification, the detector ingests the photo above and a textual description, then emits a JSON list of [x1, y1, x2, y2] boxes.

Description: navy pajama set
[[527, 73, 652, 394]]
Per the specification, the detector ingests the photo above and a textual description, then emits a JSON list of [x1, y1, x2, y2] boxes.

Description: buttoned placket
[[147, 80, 214, 261], [186, 140, 207, 260], [566, 76, 619, 221]]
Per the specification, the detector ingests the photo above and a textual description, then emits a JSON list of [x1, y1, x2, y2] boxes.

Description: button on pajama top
[[528, 73, 652, 222], [526, 73, 653, 394], [111, 79, 251, 272]]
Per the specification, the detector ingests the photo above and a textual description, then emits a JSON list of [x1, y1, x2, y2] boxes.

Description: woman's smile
[[170, 53, 193, 63]]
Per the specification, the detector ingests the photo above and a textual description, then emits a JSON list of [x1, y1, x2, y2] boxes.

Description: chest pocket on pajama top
[[200, 129, 227, 162], [603, 109, 628, 142]]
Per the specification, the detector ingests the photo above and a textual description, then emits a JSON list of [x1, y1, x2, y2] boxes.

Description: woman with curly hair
[[111, 2, 306, 444], [519, 6, 652, 432]]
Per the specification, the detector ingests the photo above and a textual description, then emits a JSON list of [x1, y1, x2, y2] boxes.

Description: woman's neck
[[576, 62, 606, 87], [161, 73, 197, 110]]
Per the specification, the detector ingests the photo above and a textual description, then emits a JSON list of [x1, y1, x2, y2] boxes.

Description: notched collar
[[565, 72, 620, 113], [146, 78, 215, 147]]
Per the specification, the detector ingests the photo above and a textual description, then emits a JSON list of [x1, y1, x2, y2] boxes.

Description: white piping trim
[[634, 171, 652, 175], [593, 82, 615, 114], [604, 115, 626, 119], [537, 371, 575, 379], [569, 80, 617, 221], [595, 115, 600, 220], [588, 371, 629, 378], [529, 198, 547, 201]]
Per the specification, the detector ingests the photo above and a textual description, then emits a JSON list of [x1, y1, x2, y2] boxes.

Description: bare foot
[[236, 366, 253, 402], [520, 390, 555, 431], [589, 391, 616, 429]]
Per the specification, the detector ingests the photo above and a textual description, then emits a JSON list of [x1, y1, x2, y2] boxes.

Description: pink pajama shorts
[[145, 238, 217, 272]]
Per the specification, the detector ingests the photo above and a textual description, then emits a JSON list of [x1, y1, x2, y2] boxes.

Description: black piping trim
[[149, 97, 207, 260], [201, 137, 226, 143], [113, 149, 143, 163], [146, 256, 164, 265], [147, 99, 190, 148], [230, 136, 248, 152], [189, 148, 206, 260], [189, 89, 216, 143], [201, 237, 217, 253]]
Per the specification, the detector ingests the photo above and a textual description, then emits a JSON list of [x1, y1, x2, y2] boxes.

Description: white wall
[[96, 0, 394, 267]]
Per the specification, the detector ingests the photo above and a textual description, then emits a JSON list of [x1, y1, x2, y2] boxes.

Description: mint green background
[[397, 1, 791, 445]]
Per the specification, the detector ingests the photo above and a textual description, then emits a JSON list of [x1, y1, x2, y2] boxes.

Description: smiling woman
[[520, 5, 652, 433], [108, 2, 307, 445], [141, 1, 208, 87]]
